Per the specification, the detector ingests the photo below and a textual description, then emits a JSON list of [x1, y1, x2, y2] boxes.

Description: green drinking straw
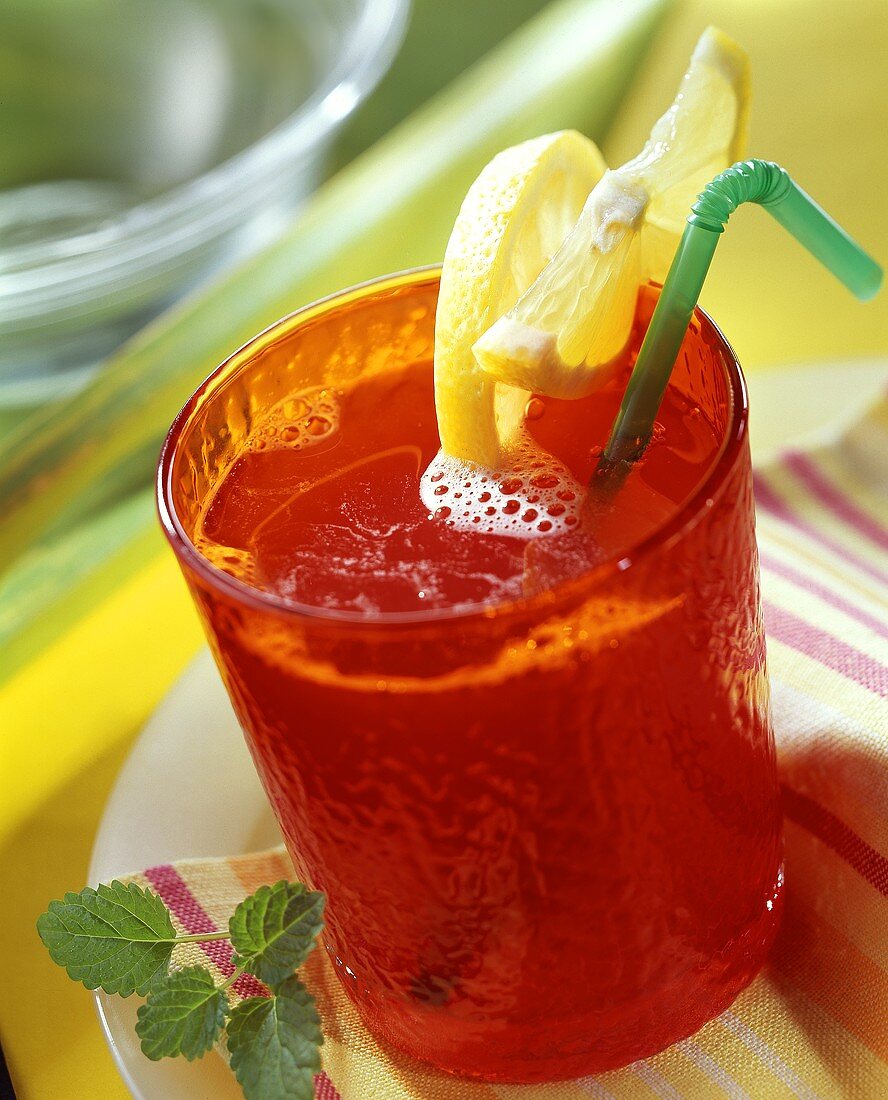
[[596, 159, 883, 481]]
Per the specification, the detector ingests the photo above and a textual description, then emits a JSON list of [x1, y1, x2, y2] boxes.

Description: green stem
[[175, 930, 232, 944], [219, 965, 247, 993]]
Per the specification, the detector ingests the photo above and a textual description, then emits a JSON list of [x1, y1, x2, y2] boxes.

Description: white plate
[[89, 359, 888, 1098]]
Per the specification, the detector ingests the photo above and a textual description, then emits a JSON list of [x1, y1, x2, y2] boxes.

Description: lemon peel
[[433, 130, 606, 467], [473, 27, 749, 403]]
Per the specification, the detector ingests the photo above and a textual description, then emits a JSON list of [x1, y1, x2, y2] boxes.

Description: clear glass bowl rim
[[2, 0, 410, 315]]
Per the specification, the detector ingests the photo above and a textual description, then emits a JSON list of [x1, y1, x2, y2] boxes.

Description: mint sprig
[[38, 878, 326, 1100]]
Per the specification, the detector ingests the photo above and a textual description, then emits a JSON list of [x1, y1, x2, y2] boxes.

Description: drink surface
[[196, 334, 721, 616]]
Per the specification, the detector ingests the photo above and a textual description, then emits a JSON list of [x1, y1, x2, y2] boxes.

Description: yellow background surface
[[1, 0, 886, 1096], [603, 0, 888, 368]]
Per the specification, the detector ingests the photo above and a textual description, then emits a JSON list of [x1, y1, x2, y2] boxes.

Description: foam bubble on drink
[[251, 386, 340, 453], [419, 434, 584, 539]]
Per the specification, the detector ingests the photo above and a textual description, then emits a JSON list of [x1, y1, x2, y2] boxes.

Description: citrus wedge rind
[[433, 129, 606, 467]]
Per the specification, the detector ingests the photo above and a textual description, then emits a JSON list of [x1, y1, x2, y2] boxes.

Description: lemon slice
[[473, 27, 749, 402], [434, 130, 606, 467]]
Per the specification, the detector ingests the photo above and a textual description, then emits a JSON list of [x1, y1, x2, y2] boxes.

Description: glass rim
[[157, 265, 750, 630]]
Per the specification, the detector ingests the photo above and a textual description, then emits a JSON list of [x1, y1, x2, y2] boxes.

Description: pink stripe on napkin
[[784, 452, 888, 552], [755, 474, 888, 586], [782, 784, 888, 897], [760, 550, 887, 636], [763, 601, 888, 695]]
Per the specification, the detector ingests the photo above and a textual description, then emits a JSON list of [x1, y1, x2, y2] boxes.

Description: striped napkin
[[123, 395, 888, 1099]]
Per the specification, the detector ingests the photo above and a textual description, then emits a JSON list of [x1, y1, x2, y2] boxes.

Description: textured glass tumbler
[[158, 270, 784, 1082]]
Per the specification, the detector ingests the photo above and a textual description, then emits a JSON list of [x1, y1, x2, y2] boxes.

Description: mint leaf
[[229, 881, 324, 986], [227, 976, 322, 1100], [37, 881, 177, 995], [135, 966, 227, 1060]]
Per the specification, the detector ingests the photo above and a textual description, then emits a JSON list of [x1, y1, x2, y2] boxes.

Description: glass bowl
[[0, 0, 408, 404]]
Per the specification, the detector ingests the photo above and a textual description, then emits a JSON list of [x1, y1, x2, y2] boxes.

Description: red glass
[[158, 269, 783, 1081]]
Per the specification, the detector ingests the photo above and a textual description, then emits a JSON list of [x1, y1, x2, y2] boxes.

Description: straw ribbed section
[[689, 160, 792, 232]]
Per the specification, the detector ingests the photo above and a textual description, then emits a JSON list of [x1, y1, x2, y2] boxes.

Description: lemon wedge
[[472, 27, 749, 403], [434, 130, 606, 468]]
